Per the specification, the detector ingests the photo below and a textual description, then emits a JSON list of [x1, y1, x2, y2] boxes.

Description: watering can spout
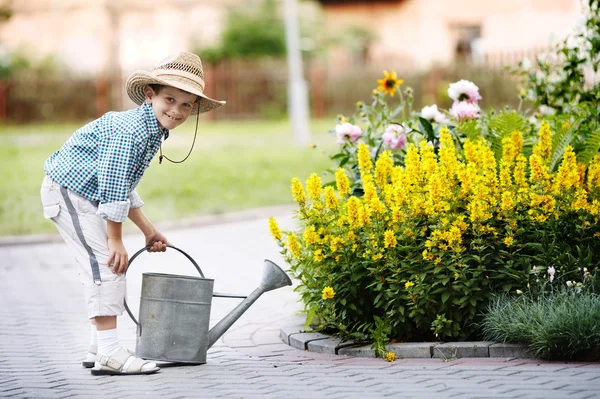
[[207, 260, 292, 349]]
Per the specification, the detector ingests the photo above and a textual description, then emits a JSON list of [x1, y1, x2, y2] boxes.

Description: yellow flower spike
[[377, 70, 404, 97], [375, 151, 394, 188], [322, 286, 335, 300], [268, 217, 282, 241], [286, 233, 301, 257], [386, 352, 396, 362], [363, 174, 378, 203], [384, 230, 397, 248], [335, 168, 351, 197], [291, 177, 306, 205], [532, 121, 553, 163], [358, 144, 373, 175], [306, 173, 322, 202], [324, 186, 339, 210], [347, 196, 361, 228]]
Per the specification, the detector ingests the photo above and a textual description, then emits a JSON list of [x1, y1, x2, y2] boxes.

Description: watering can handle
[[123, 244, 205, 327]]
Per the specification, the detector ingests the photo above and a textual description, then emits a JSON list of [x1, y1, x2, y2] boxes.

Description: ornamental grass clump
[[482, 290, 600, 360], [270, 122, 600, 346]]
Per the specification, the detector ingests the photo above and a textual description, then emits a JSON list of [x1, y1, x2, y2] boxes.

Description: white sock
[[90, 324, 98, 348], [97, 328, 120, 357]]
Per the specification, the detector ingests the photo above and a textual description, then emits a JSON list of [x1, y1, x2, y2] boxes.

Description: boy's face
[[144, 86, 199, 130]]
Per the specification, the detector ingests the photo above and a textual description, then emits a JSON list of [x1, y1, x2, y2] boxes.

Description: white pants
[[40, 175, 126, 319]]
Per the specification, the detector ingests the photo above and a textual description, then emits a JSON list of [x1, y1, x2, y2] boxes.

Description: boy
[[40, 52, 225, 375]]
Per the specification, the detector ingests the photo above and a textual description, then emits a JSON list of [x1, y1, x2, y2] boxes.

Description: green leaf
[[419, 117, 435, 142], [441, 291, 451, 304], [577, 130, 600, 166]]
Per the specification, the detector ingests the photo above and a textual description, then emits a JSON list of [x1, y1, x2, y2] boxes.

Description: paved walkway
[[1, 214, 599, 399]]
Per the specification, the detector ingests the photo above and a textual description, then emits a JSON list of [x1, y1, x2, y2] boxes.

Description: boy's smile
[[144, 86, 198, 130]]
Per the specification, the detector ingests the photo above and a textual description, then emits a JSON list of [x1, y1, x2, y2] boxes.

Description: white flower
[[434, 112, 450, 125], [421, 104, 450, 125], [516, 289, 523, 295], [421, 105, 440, 121], [335, 122, 362, 144], [539, 105, 556, 116], [547, 266, 556, 282], [532, 266, 537, 272], [566, 280, 573, 287], [450, 101, 481, 121], [521, 57, 532, 71], [447, 80, 482, 103]]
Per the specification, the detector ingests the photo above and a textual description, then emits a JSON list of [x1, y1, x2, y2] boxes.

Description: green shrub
[[482, 289, 600, 360]]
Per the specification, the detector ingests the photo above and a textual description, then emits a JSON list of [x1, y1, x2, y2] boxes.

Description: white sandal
[[82, 345, 97, 368], [91, 347, 160, 376]]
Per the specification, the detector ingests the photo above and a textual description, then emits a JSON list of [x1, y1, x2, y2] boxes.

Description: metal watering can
[[124, 245, 292, 364]]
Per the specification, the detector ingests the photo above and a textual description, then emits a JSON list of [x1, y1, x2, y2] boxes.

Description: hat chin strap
[[159, 103, 200, 165]]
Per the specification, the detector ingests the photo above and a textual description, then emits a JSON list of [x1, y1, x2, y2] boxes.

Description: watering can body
[[135, 273, 214, 364], [125, 245, 292, 365]]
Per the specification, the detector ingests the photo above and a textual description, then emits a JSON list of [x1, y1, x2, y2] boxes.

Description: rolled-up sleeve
[[96, 133, 137, 222], [128, 188, 144, 209]]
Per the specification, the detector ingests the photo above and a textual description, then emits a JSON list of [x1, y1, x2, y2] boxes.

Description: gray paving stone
[[386, 342, 437, 358], [288, 332, 331, 350], [489, 343, 534, 359], [433, 342, 493, 359], [278, 325, 303, 345], [337, 345, 376, 358]]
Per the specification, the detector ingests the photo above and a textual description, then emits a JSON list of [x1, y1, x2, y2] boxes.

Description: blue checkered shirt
[[44, 102, 169, 222]]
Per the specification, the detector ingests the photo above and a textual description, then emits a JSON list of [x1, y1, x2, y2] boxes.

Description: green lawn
[[1, 118, 336, 236]]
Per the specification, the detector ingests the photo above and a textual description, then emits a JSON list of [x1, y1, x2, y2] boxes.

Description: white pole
[[283, 0, 310, 146]]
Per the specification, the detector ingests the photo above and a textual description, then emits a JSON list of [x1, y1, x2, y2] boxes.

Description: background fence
[[0, 50, 536, 124]]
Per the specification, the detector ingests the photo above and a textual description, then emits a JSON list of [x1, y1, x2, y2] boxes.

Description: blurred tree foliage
[[198, 0, 286, 63]]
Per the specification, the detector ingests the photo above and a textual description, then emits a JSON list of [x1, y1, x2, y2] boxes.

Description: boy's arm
[[107, 220, 128, 275], [128, 207, 169, 252]]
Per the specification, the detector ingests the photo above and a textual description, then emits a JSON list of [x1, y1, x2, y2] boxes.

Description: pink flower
[[450, 101, 481, 121], [382, 124, 408, 150], [448, 80, 482, 103], [336, 122, 362, 144]]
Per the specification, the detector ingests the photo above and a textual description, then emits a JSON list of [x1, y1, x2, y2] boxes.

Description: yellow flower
[[268, 217, 282, 240], [384, 230, 397, 248], [313, 248, 324, 263], [322, 286, 335, 300], [306, 173, 322, 201], [386, 352, 396, 362], [291, 178, 306, 204], [377, 70, 403, 97], [405, 281, 414, 289], [286, 233, 301, 257], [358, 144, 373, 175], [375, 151, 394, 188], [335, 168, 351, 197], [347, 196, 362, 228], [324, 186, 339, 210]]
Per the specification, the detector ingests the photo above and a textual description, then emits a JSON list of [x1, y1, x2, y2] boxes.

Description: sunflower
[[377, 70, 403, 96]]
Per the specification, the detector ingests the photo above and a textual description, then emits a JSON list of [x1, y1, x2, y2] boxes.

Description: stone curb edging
[[0, 204, 295, 247], [280, 325, 534, 360]]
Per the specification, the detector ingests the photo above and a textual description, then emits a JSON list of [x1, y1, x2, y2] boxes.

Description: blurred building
[[0, 0, 236, 76], [318, 0, 582, 69]]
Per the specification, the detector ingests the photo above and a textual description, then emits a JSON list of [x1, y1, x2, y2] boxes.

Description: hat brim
[[126, 70, 226, 115]]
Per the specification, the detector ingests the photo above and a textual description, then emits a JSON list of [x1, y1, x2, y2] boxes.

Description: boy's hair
[[148, 84, 164, 94], [147, 84, 199, 103]]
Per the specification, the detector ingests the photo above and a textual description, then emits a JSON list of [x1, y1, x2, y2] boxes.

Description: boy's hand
[[145, 231, 169, 253], [107, 238, 129, 275]]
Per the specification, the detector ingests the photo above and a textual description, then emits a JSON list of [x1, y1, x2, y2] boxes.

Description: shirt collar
[[140, 102, 169, 140]]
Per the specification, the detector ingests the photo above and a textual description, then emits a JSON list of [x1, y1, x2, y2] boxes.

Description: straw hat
[[126, 52, 225, 114]]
